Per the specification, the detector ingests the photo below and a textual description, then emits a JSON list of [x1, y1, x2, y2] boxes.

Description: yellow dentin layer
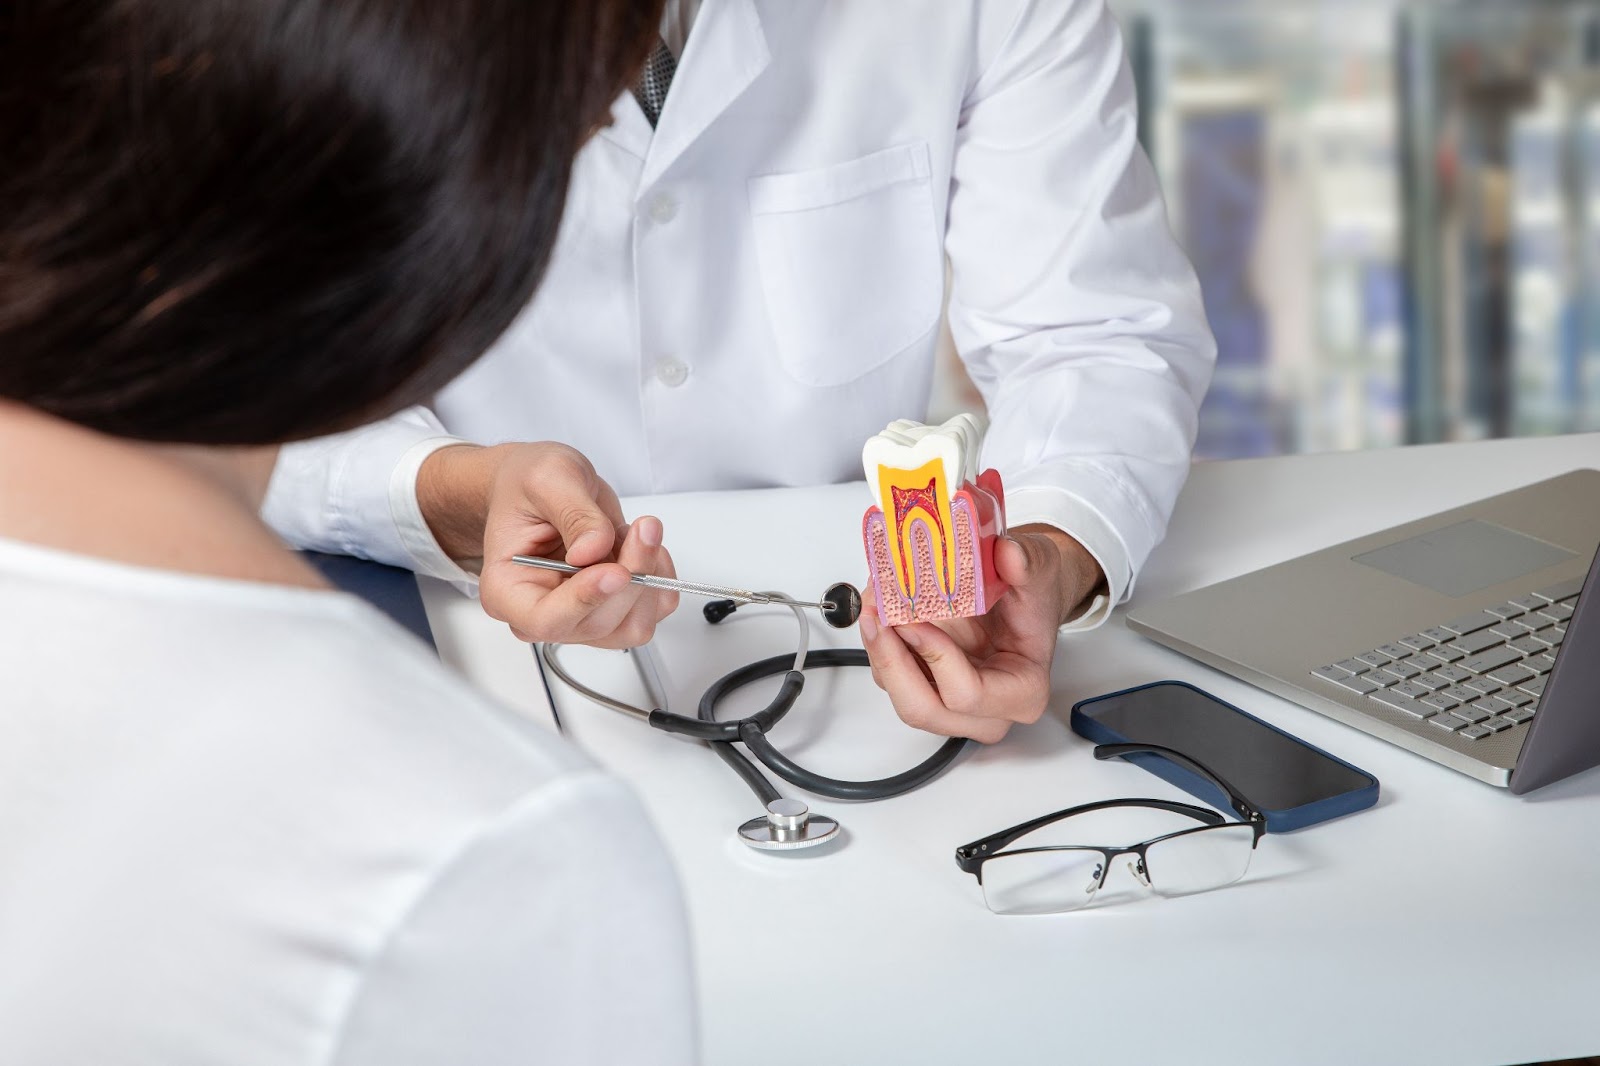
[[876, 457, 958, 602]]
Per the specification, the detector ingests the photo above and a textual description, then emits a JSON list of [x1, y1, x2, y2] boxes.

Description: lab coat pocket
[[748, 142, 943, 388]]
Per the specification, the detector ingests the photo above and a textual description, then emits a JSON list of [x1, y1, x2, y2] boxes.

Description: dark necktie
[[632, 38, 678, 128]]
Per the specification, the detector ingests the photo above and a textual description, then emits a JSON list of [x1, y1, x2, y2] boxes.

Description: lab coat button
[[655, 357, 689, 388], [647, 194, 679, 224]]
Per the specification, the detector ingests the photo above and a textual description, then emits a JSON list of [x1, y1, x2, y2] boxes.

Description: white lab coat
[[264, 0, 1216, 623]]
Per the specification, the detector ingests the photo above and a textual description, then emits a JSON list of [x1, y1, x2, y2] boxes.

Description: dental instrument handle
[[510, 555, 835, 612]]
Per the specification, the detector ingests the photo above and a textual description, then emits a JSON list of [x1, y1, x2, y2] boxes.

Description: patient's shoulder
[[244, 593, 590, 802]]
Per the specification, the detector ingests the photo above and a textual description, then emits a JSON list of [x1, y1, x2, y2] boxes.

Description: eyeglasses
[[955, 743, 1267, 915]]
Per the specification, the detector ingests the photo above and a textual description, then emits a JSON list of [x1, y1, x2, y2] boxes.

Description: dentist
[[265, 0, 1216, 743]]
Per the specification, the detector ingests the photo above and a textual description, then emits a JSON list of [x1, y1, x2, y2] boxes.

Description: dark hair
[[0, 0, 658, 443]]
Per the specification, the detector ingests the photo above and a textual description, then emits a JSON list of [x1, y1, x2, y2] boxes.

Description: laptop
[[1126, 469, 1600, 793]]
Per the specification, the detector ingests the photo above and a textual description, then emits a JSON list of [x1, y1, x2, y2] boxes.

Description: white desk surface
[[421, 433, 1600, 1066]]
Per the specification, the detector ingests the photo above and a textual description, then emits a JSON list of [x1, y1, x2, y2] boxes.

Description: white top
[[263, 0, 1216, 629], [0, 537, 695, 1066]]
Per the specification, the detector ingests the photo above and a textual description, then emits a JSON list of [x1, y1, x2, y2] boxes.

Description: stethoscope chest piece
[[737, 797, 840, 851]]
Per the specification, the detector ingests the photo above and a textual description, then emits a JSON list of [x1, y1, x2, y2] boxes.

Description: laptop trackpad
[[1353, 520, 1575, 598]]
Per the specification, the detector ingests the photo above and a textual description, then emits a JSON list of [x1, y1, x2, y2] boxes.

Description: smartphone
[[1071, 680, 1379, 832]]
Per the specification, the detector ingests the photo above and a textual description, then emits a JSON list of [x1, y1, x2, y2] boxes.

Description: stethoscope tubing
[[700, 649, 968, 802], [536, 595, 968, 806]]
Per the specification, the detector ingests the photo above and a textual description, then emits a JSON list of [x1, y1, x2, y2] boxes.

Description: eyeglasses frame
[[954, 743, 1268, 899]]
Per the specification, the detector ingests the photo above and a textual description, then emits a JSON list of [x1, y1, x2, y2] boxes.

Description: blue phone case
[[1070, 680, 1379, 832]]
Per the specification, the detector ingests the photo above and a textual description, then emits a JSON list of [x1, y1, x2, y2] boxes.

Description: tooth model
[[862, 414, 1007, 627]]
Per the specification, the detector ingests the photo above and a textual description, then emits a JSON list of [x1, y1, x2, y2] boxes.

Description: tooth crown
[[861, 415, 1008, 626]]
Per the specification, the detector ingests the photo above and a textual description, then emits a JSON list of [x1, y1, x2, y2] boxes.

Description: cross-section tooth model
[[862, 414, 1007, 626]]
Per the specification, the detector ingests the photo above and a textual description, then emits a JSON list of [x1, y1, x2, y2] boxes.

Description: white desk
[[421, 434, 1600, 1066]]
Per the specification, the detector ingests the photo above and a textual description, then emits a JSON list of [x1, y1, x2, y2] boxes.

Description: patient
[[0, 2, 693, 1064]]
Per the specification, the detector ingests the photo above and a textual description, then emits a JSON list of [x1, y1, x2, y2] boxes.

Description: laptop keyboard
[[1311, 576, 1583, 742]]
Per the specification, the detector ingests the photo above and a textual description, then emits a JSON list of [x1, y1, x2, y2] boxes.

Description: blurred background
[[932, 0, 1600, 459]]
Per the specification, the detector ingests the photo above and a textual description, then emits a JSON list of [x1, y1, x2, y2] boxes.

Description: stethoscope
[[517, 556, 970, 852]]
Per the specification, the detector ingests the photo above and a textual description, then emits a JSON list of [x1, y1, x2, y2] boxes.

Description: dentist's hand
[[859, 526, 1104, 743], [417, 442, 678, 648]]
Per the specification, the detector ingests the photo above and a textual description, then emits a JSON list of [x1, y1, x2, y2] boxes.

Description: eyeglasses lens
[[980, 849, 1106, 915], [979, 821, 1256, 913], [1144, 823, 1256, 897]]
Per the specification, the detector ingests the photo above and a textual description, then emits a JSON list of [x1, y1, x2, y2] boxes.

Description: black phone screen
[[1079, 683, 1373, 811]]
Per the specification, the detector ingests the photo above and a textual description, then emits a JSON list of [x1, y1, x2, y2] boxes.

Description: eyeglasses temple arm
[[953, 796, 1224, 875], [1093, 743, 1265, 829]]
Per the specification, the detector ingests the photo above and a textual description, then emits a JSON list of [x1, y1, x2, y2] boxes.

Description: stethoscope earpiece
[[703, 599, 739, 624]]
